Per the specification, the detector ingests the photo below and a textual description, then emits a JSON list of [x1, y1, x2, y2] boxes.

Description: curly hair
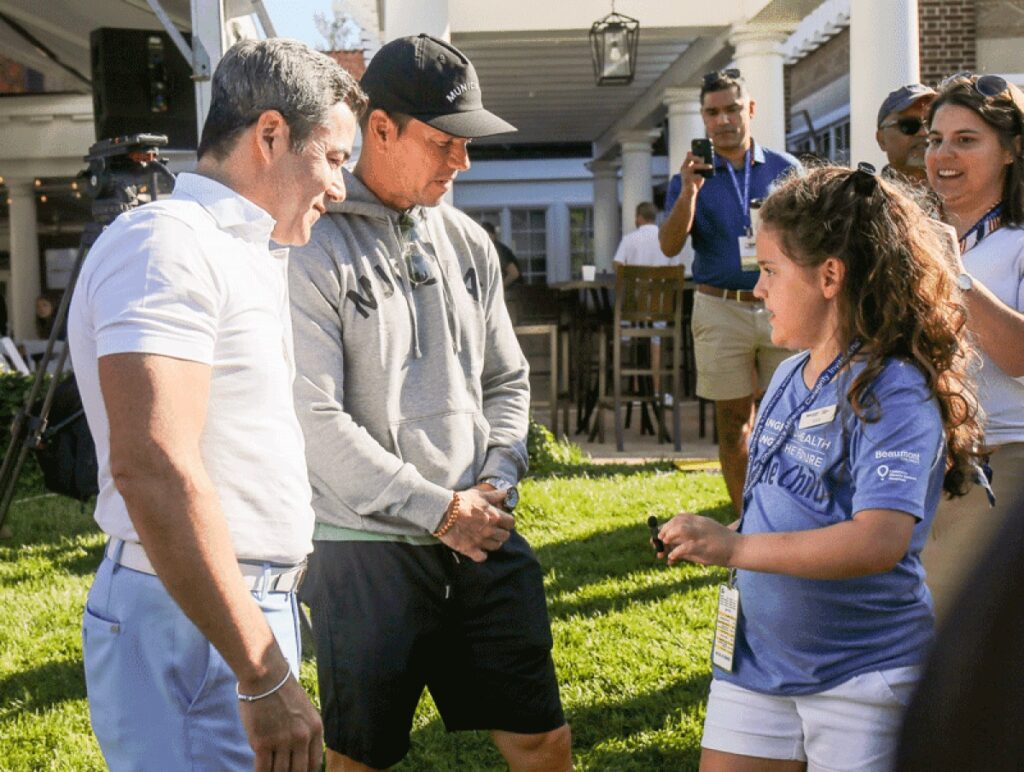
[[928, 74, 1024, 227], [759, 165, 983, 497]]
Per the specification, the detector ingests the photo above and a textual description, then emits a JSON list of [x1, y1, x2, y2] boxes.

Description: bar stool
[[591, 265, 686, 451]]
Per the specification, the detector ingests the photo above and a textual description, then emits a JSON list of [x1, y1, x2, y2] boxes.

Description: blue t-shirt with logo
[[717, 353, 943, 696], [664, 142, 801, 291]]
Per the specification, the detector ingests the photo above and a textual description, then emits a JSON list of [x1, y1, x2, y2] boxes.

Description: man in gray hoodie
[[288, 35, 572, 772]]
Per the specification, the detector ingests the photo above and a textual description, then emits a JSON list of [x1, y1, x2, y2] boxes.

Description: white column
[[850, 0, 920, 169], [547, 201, 570, 282], [662, 87, 703, 272], [7, 180, 41, 341], [383, 0, 450, 41], [590, 160, 620, 273], [190, 0, 227, 138], [663, 87, 704, 179], [618, 129, 660, 238], [729, 23, 793, 152]]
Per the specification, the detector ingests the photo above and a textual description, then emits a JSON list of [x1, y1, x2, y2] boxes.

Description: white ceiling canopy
[[453, 27, 695, 147]]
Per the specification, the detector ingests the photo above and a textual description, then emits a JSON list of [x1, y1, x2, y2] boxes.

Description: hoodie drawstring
[[400, 211, 462, 357], [396, 214, 423, 358]]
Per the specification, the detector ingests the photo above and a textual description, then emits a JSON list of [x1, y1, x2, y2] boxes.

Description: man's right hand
[[239, 673, 324, 772], [440, 487, 515, 562], [680, 151, 711, 196], [660, 152, 707, 257]]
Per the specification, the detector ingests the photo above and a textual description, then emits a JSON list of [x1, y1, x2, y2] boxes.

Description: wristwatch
[[957, 272, 974, 292], [482, 477, 519, 511]]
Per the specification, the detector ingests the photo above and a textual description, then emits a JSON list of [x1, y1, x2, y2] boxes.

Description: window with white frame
[[568, 206, 594, 278], [790, 117, 850, 164], [469, 210, 501, 231], [509, 208, 547, 284]]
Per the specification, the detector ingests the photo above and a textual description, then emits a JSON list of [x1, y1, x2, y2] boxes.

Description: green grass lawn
[[0, 462, 732, 771]]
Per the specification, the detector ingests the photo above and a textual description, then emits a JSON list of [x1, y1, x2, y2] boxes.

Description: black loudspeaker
[[90, 27, 198, 148]]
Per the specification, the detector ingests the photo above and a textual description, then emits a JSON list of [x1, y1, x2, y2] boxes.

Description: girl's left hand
[[658, 513, 738, 567]]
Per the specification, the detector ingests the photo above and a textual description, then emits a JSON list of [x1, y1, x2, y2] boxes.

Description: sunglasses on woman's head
[[880, 117, 925, 136], [940, 72, 1012, 99]]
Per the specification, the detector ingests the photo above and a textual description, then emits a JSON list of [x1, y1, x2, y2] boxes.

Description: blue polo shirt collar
[[714, 141, 766, 169]]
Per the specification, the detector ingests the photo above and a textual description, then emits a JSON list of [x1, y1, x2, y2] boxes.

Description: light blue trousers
[[82, 554, 302, 771]]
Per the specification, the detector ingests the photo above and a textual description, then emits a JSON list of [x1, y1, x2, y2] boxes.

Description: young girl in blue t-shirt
[[657, 165, 983, 771]]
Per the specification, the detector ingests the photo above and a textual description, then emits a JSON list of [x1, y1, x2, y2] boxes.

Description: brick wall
[[326, 50, 366, 80], [918, 0, 976, 87]]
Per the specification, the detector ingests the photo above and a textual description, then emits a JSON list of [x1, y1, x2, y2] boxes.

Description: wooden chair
[[592, 265, 685, 451], [510, 283, 573, 437], [513, 322, 570, 437]]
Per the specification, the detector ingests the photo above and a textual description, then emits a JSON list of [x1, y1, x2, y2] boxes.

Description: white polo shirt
[[612, 223, 680, 267], [68, 173, 314, 564], [963, 226, 1024, 446]]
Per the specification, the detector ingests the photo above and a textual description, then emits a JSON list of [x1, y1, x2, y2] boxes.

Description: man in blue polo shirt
[[659, 69, 801, 513]]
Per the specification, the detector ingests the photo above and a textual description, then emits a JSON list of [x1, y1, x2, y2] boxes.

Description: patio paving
[[555, 396, 720, 465]]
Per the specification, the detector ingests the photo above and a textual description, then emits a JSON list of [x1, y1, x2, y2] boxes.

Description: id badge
[[712, 584, 740, 672], [799, 404, 837, 429], [738, 233, 758, 272]]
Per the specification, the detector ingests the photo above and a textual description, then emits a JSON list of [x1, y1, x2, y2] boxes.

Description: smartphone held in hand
[[691, 138, 715, 178]]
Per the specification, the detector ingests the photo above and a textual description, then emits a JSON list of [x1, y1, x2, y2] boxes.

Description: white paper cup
[[581, 265, 596, 281]]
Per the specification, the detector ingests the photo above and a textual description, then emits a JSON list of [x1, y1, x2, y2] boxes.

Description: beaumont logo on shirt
[[874, 449, 921, 464], [874, 449, 921, 483]]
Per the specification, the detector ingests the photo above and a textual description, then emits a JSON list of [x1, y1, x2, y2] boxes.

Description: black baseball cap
[[360, 34, 516, 139]]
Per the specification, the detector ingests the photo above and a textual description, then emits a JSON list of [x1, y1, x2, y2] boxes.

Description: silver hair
[[197, 38, 366, 160]]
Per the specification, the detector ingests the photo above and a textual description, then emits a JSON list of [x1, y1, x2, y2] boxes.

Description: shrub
[[0, 372, 53, 494], [527, 418, 589, 477]]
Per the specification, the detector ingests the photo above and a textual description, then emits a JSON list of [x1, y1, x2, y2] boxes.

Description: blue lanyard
[[724, 147, 752, 229], [741, 340, 863, 515], [959, 202, 1004, 254]]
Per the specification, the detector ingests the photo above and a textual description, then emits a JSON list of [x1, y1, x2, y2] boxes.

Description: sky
[[262, 0, 335, 48]]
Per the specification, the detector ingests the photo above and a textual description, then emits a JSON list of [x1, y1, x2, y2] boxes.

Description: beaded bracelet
[[237, 668, 292, 703], [432, 492, 461, 538]]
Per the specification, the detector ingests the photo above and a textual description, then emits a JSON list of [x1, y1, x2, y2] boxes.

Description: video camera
[[81, 133, 173, 224]]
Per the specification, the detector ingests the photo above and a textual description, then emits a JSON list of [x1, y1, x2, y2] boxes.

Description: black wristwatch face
[[504, 486, 519, 511]]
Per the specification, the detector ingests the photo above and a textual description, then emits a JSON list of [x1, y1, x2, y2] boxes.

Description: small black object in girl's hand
[[648, 515, 665, 553]]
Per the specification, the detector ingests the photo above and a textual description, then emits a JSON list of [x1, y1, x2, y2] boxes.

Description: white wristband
[[236, 668, 291, 702]]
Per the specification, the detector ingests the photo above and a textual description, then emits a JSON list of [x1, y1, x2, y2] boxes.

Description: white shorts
[[702, 666, 920, 772]]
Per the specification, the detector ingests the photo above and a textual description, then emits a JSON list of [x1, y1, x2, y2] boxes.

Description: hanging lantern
[[589, 6, 640, 86]]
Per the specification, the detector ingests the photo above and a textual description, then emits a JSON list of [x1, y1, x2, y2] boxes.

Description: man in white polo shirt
[[613, 201, 680, 268], [67, 39, 364, 770]]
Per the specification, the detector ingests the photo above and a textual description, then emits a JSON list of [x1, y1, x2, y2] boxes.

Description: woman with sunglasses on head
[[655, 165, 981, 772], [922, 73, 1024, 623]]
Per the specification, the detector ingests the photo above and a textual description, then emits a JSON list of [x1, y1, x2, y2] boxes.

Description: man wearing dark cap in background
[[876, 83, 936, 185], [288, 34, 572, 771]]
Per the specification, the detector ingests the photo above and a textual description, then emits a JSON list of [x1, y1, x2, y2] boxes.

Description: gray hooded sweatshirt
[[288, 170, 530, 541]]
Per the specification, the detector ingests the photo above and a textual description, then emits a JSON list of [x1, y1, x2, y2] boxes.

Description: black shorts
[[300, 531, 565, 769]]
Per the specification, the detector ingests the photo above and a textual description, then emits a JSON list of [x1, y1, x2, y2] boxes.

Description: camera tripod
[[0, 134, 174, 537]]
